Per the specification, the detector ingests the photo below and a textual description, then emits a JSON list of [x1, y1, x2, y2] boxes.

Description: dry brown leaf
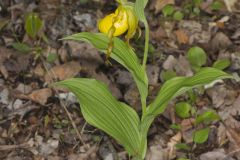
[[226, 127, 240, 147], [175, 30, 189, 44], [167, 132, 182, 159], [211, 32, 232, 52], [146, 145, 168, 160], [181, 118, 195, 132], [224, 0, 237, 12], [67, 41, 103, 71], [0, 65, 9, 79], [150, 27, 167, 42], [216, 22, 225, 29], [28, 88, 52, 105], [38, 0, 61, 21], [33, 64, 45, 77], [44, 61, 81, 83], [0, 47, 13, 78], [68, 145, 98, 160], [152, 0, 175, 14]]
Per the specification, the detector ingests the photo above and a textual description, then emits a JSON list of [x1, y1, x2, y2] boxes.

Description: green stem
[[116, 0, 127, 5], [142, 20, 149, 69], [141, 20, 149, 118], [141, 100, 146, 119]]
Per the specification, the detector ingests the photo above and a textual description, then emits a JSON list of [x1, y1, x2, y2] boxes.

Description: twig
[[227, 147, 240, 156], [40, 56, 88, 149], [0, 143, 29, 151]]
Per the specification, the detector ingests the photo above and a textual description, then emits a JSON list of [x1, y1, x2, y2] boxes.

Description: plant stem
[[141, 99, 147, 117], [141, 20, 149, 117], [142, 20, 149, 69], [132, 156, 143, 160]]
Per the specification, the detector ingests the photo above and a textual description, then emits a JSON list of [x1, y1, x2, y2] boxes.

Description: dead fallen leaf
[[151, 0, 175, 14], [178, 20, 211, 45], [28, 88, 52, 105], [163, 55, 177, 71], [44, 61, 81, 83], [226, 127, 240, 148], [0, 47, 13, 79], [199, 149, 234, 160], [167, 132, 182, 159], [209, 16, 230, 29], [67, 41, 103, 71], [175, 30, 189, 44], [38, 0, 61, 21], [0, 65, 9, 79], [33, 63, 45, 77], [181, 118, 195, 132], [150, 27, 168, 42], [67, 145, 98, 160], [174, 55, 193, 76], [181, 118, 195, 144], [146, 145, 169, 160], [0, 88, 10, 105], [211, 32, 232, 52], [224, 0, 237, 12], [124, 84, 140, 110], [216, 22, 225, 29], [147, 65, 160, 85]]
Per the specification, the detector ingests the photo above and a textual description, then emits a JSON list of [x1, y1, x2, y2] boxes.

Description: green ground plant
[[162, 0, 224, 20], [55, 0, 233, 159], [12, 12, 58, 63]]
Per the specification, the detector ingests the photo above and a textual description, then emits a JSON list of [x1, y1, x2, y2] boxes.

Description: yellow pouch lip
[[98, 6, 129, 37]]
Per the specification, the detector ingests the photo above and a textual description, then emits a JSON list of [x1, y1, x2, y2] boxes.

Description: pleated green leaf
[[134, 0, 148, 22], [116, 0, 127, 4], [62, 32, 148, 107], [141, 67, 232, 137], [56, 78, 141, 156], [25, 12, 43, 39], [147, 67, 232, 116]]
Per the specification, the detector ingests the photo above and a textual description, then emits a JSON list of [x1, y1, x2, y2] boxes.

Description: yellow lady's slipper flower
[[98, 4, 138, 63], [98, 5, 138, 39], [125, 7, 138, 43], [98, 7, 128, 36]]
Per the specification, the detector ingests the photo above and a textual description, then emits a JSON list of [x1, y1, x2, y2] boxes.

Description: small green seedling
[[12, 12, 58, 63], [12, 42, 32, 54], [193, 127, 210, 144], [195, 110, 220, 125], [162, 4, 175, 17], [173, 11, 184, 21], [47, 53, 58, 63], [173, 92, 221, 158], [175, 102, 192, 119], [187, 46, 231, 73], [187, 46, 207, 72], [25, 12, 43, 39], [12, 12, 43, 55], [162, 4, 185, 21], [211, 1, 224, 11]]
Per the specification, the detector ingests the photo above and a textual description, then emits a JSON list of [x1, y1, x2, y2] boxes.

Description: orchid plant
[[56, 0, 232, 159]]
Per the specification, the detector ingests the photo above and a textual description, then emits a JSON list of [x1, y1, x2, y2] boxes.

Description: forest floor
[[0, 0, 240, 160]]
